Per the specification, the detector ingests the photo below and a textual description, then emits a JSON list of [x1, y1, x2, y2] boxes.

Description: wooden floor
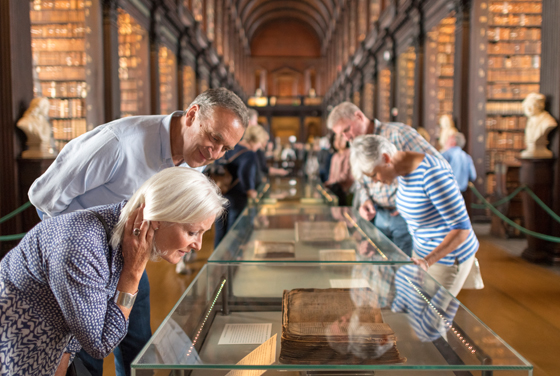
[[103, 226, 560, 376]]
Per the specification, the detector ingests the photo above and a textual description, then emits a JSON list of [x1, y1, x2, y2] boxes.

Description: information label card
[[218, 323, 273, 345]]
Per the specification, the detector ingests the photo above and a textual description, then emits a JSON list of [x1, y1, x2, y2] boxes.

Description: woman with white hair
[[0, 168, 227, 375], [350, 135, 479, 296]]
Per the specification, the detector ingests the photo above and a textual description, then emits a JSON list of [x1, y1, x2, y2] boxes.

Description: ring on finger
[[133, 228, 141, 236]]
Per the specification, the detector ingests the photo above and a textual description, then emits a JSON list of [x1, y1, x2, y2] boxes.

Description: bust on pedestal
[[16, 97, 57, 231], [17, 97, 57, 159], [519, 93, 557, 263], [438, 114, 457, 151], [520, 93, 557, 159]]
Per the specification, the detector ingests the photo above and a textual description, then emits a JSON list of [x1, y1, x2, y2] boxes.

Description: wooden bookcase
[[29, 0, 94, 151], [118, 9, 150, 117], [396, 45, 416, 126], [484, 0, 542, 195], [424, 13, 456, 146]]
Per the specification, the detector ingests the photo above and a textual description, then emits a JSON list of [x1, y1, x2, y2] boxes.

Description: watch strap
[[114, 290, 138, 309]]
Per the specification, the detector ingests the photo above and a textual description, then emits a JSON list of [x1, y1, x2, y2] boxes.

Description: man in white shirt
[[29, 88, 248, 376]]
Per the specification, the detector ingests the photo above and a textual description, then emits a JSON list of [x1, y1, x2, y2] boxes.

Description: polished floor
[[103, 224, 560, 376]]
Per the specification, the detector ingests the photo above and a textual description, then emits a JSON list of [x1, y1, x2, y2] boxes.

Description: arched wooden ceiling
[[235, 0, 336, 45]]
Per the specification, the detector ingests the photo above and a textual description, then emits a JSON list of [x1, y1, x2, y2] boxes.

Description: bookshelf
[[377, 68, 392, 123], [118, 9, 149, 117], [158, 45, 178, 115], [425, 14, 455, 145], [485, 0, 542, 195], [396, 46, 416, 126], [30, 0, 90, 151], [182, 65, 196, 110]]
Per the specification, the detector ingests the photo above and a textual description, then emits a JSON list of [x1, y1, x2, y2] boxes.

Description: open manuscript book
[[280, 288, 406, 364]]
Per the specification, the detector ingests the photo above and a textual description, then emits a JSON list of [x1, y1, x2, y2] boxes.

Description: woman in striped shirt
[[350, 135, 479, 296]]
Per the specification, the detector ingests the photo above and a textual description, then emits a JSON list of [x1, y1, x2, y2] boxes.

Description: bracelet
[[420, 258, 430, 269]]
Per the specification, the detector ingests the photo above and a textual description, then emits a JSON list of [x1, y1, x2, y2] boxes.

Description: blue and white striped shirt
[[357, 120, 447, 208], [396, 154, 479, 265]]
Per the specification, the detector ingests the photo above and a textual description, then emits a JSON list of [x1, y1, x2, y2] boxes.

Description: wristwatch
[[113, 290, 138, 309]]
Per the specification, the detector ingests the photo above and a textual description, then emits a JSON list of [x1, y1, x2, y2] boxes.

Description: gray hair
[[110, 168, 228, 258], [187, 88, 249, 128], [453, 132, 466, 149], [350, 135, 397, 181], [327, 102, 362, 130]]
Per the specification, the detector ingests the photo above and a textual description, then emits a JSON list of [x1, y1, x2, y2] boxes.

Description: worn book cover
[[295, 221, 349, 242], [280, 288, 406, 364], [254, 240, 295, 259]]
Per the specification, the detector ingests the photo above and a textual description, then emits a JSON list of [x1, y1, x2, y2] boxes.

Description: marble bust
[[17, 97, 57, 158], [520, 93, 557, 159], [438, 114, 457, 151]]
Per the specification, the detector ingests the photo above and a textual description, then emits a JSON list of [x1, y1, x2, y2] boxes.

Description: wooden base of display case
[[519, 158, 557, 264]]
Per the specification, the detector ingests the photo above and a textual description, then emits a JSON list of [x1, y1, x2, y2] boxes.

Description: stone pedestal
[[519, 158, 555, 263]]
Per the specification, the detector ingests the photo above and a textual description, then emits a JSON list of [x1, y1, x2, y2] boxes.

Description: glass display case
[[131, 263, 532, 375], [258, 177, 337, 206], [208, 205, 409, 264]]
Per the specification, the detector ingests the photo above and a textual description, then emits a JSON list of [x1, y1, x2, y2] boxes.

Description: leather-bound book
[[280, 288, 406, 365]]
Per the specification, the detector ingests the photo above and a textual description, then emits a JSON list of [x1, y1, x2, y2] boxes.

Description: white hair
[[110, 168, 228, 253], [327, 102, 362, 130], [350, 135, 397, 181]]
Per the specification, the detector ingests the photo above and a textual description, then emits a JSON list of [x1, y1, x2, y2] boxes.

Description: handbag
[[462, 257, 484, 289], [206, 148, 249, 194]]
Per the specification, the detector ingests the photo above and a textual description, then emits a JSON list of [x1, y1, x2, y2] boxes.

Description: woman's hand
[[411, 257, 430, 271], [116, 204, 154, 318], [121, 203, 153, 276]]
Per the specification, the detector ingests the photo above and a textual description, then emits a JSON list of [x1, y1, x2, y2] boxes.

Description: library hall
[[1, 1, 560, 375]]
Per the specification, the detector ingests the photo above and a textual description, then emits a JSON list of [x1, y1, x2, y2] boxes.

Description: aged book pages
[[319, 249, 357, 262], [280, 288, 406, 364], [254, 241, 295, 259], [295, 221, 349, 242]]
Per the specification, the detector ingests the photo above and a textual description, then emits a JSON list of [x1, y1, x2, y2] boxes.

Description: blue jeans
[[372, 207, 413, 257], [77, 270, 152, 376]]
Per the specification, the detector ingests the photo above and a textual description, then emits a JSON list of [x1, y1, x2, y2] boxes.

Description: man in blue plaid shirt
[[327, 102, 447, 256]]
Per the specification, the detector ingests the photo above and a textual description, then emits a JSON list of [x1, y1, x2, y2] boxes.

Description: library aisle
[[101, 225, 560, 376]]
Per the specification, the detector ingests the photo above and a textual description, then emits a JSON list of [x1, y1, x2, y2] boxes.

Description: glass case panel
[[132, 263, 532, 374], [118, 9, 149, 117], [30, 0, 91, 151], [258, 177, 337, 206], [209, 205, 409, 263], [159, 45, 178, 115]]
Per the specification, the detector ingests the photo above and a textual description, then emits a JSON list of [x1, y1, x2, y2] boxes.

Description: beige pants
[[414, 253, 476, 297]]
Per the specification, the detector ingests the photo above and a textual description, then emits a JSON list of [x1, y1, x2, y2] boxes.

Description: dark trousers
[[76, 271, 152, 376]]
